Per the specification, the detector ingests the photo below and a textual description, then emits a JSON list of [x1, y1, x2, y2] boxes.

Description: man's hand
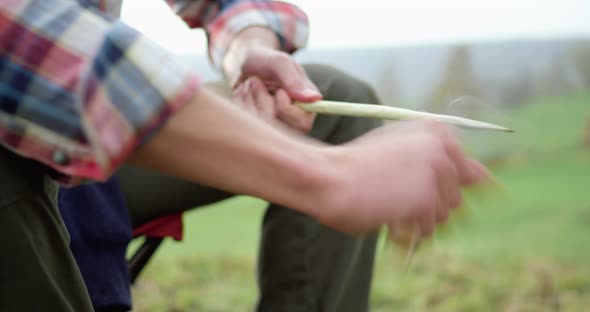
[[308, 121, 489, 238], [223, 27, 322, 133]]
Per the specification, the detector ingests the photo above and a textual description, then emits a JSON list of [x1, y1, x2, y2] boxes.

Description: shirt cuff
[[206, 1, 309, 69]]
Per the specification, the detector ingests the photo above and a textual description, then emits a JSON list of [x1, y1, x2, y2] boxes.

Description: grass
[[130, 94, 590, 311]]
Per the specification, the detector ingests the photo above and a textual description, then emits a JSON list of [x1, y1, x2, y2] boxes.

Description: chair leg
[[128, 237, 164, 284]]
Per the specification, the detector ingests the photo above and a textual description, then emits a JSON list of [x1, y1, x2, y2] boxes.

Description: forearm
[[128, 88, 329, 215], [128, 86, 490, 237]]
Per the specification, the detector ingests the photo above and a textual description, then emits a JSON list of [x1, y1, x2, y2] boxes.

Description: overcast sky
[[122, 0, 590, 54]]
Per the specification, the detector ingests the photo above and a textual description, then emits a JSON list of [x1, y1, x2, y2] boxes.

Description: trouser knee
[[302, 63, 381, 105], [302, 64, 383, 144]]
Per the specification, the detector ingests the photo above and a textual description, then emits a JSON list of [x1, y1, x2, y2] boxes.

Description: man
[[0, 1, 488, 311], [61, 1, 386, 311]]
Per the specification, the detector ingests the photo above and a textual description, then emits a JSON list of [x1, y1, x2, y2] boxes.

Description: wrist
[[276, 144, 344, 220]]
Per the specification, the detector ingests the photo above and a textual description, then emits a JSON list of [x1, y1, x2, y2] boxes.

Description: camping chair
[[127, 212, 184, 284]]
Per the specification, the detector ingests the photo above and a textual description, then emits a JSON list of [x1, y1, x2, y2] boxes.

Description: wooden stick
[[296, 100, 514, 132]]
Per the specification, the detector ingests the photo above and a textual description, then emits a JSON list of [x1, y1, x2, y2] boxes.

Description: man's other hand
[[223, 27, 322, 133]]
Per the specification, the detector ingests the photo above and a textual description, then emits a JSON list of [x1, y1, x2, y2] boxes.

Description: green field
[[130, 94, 590, 311]]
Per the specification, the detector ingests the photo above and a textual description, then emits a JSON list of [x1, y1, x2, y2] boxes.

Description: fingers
[[433, 153, 460, 221], [234, 77, 276, 121], [233, 80, 256, 114], [389, 121, 486, 244], [425, 121, 489, 186], [234, 77, 317, 133], [275, 89, 316, 133], [464, 158, 490, 185], [269, 55, 322, 102], [251, 78, 276, 119]]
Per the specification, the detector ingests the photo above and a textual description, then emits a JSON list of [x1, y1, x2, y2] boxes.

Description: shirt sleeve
[[168, 0, 310, 69], [0, 0, 200, 185]]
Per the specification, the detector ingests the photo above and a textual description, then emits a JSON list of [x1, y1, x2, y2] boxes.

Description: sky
[[121, 0, 590, 55]]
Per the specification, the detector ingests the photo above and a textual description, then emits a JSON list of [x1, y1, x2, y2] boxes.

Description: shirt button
[[52, 150, 70, 166]]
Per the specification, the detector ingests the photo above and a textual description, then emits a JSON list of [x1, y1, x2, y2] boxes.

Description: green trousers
[[0, 146, 94, 312], [118, 64, 383, 312]]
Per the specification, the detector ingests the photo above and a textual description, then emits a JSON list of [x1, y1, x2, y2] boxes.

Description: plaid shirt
[[0, 0, 308, 185]]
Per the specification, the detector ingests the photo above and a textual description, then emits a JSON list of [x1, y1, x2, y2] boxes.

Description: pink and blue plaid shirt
[[0, 0, 308, 184]]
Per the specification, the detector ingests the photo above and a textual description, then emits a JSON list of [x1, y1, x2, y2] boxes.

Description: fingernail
[[302, 88, 321, 97]]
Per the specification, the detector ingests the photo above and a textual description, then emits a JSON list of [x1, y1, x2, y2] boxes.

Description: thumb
[[462, 158, 490, 185], [287, 82, 322, 102], [275, 64, 322, 103], [292, 86, 323, 103]]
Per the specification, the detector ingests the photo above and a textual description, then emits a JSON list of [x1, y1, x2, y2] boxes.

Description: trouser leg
[[256, 64, 383, 312], [0, 146, 93, 312], [117, 166, 232, 227]]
